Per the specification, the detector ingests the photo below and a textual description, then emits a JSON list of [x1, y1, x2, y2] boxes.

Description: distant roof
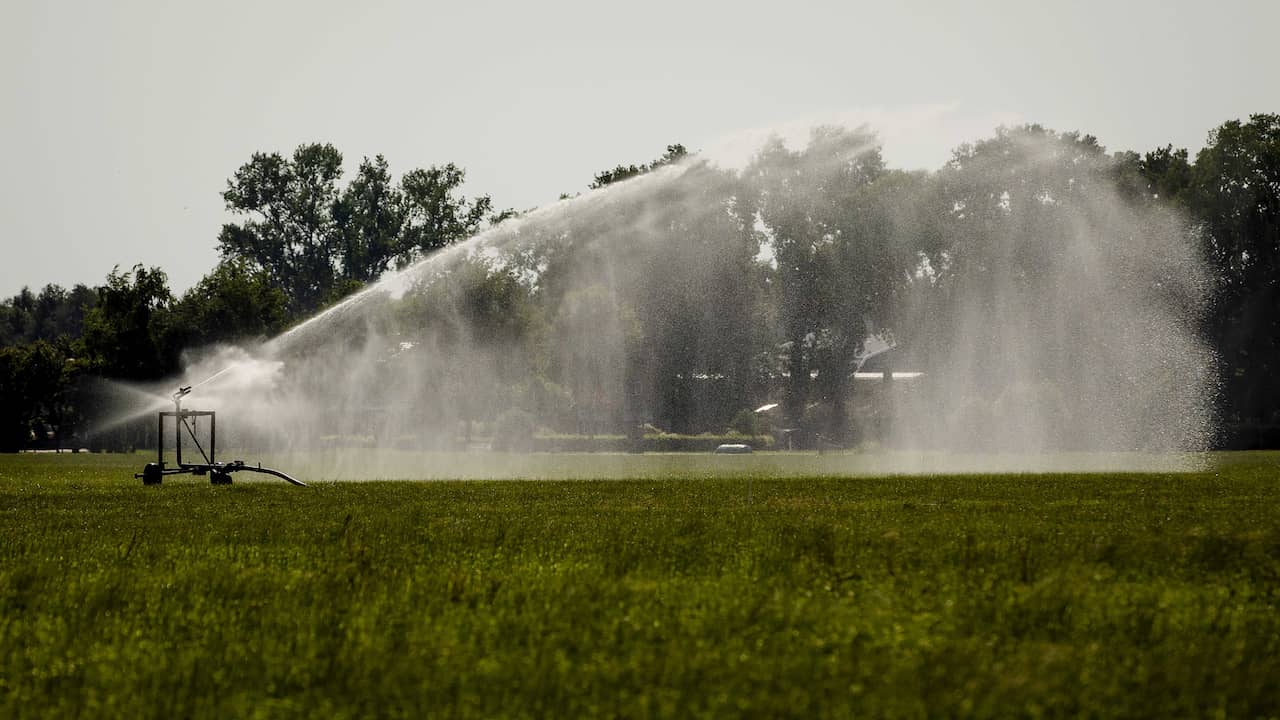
[[857, 344, 912, 374], [853, 371, 924, 380]]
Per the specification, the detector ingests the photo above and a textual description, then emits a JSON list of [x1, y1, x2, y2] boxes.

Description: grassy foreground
[[2, 453, 1279, 718]]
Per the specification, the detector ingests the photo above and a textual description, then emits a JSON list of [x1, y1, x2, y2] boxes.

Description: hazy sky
[[2, 0, 1277, 297]]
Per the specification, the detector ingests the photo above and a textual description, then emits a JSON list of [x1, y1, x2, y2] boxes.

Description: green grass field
[[2, 452, 1278, 718]]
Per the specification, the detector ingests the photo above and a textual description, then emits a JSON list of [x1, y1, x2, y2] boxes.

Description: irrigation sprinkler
[[135, 386, 305, 487]]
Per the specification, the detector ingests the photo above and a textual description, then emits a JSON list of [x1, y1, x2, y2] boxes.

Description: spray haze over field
[[109, 121, 1217, 477]]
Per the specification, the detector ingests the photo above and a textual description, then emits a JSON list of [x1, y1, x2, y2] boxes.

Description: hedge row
[[529, 433, 774, 453], [1219, 424, 1280, 450]]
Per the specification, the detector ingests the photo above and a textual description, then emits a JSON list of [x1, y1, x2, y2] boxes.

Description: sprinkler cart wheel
[[141, 462, 163, 486], [210, 471, 233, 485]]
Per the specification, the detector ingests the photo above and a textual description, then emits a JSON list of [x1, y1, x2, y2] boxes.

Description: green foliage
[[171, 258, 289, 346], [1101, 115, 1280, 429], [491, 408, 537, 451], [640, 431, 774, 452], [510, 377, 574, 431], [2, 453, 1280, 717], [219, 146, 495, 317], [526, 432, 774, 452], [1190, 113, 1280, 295], [217, 143, 349, 315], [333, 155, 407, 284], [727, 408, 760, 436], [1187, 114, 1280, 424], [589, 144, 688, 189], [747, 126, 892, 436], [0, 283, 96, 348], [0, 341, 75, 451], [7, 115, 1280, 448], [551, 284, 628, 436], [80, 265, 177, 381], [529, 433, 631, 452], [400, 163, 492, 259], [1142, 144, 1194, 202], [0, 284, 96, 449]]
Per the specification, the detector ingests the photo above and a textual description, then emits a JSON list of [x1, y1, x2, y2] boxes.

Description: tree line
[[1, 114, 1276, 451]]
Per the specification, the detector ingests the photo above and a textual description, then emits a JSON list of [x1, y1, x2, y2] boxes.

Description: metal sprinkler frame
[[135, 386, 305, 486]]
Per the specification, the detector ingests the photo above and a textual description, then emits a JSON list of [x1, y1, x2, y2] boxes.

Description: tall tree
[[400, 163, 493, 260], [1188, 114, 1280, 423], [0, 284, 96, 347], [218, 143, 346, 316], [0, 340, 76, 451], [81, 265, 177, 381], [220, 146, 495, 316], [748, 127, 888, 439], [334, 155, 407, 286], [171, 258, 290, 347]]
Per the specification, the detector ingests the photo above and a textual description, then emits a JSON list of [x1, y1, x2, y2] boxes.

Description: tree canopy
[[218, 144, 501, 316], [2, 116, 1279, 451]]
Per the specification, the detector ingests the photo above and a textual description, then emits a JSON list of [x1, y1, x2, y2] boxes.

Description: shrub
[[727, 409, 760, 436], [491, 409, 537, 452], [530, 432, 774, 453], [531, 434, 631, 452]]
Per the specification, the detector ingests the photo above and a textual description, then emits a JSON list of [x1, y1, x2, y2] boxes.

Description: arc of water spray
[[187, 363, 239, 393], [261, 161, 697, 357], [85, 356, 255, 438]]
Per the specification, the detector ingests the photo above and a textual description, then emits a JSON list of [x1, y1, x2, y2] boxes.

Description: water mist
[[126, 123, 1216, 478]]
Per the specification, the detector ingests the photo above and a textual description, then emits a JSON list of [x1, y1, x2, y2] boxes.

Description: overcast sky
[[2, 0, 1277, 298]]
